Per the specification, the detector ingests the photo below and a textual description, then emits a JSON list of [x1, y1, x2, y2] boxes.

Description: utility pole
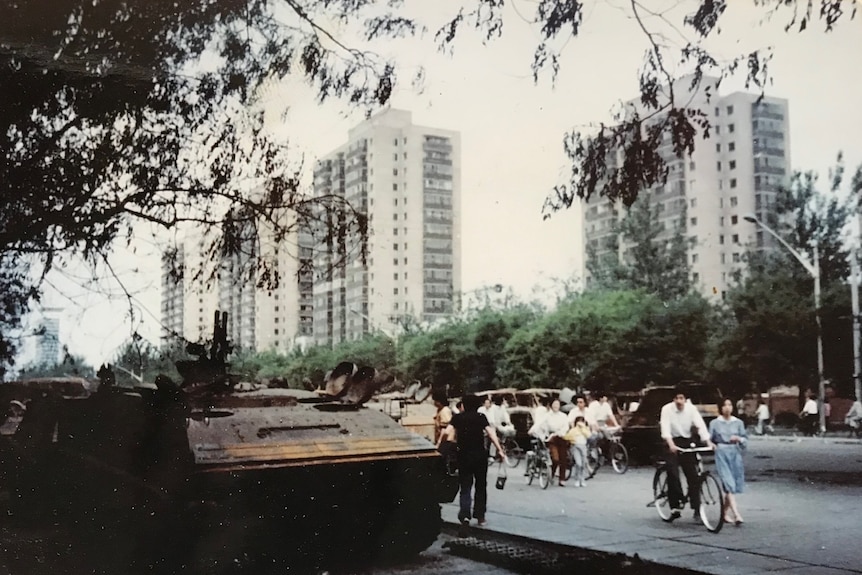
[[853, 250, 862, 403]]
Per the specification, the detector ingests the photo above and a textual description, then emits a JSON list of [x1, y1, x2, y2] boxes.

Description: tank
[[7, 312, 457, 573]]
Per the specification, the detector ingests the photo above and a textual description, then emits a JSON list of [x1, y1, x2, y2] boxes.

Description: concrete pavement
[[443, 443, 862, 575]]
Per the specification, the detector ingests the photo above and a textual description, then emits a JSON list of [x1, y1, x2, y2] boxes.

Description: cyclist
[[659, 385, 715, 521], [530, 398, 570, 486], [491, 395, 516, 440]]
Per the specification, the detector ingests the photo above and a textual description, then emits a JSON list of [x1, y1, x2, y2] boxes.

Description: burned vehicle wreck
[[9, 312, 455, 572]]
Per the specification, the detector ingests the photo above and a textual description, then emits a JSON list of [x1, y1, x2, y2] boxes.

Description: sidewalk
[[748, 428, 862, 446], [443, 465, 862, 575]]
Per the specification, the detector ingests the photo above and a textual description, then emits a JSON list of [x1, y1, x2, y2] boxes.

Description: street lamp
[[744, 214, 825, 434]]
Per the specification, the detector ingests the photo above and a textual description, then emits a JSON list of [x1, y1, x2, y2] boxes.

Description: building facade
[[312, 108, 462, 345], [583, 78, 790, 300], [160, 236, 220, 347], [36, 309, 61, 365]]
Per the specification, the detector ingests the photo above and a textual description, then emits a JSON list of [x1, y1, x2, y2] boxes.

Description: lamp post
[[744, 214, 825, 434]]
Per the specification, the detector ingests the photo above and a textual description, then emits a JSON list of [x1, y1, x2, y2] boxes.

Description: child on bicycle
[[564, 415, 591, 487]]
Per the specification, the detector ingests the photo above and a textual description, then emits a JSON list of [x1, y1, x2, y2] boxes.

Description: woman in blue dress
[[709, 398, 748, 525]]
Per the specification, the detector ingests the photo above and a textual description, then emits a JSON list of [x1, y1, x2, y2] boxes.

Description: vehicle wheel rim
[[653, 470, 672, 521]]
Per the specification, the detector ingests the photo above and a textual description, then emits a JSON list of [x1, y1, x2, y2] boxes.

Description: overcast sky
[[21, 1, 862, 369]]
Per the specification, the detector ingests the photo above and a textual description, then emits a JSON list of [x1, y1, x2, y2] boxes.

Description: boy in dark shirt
[[444, 394, 506, 526]]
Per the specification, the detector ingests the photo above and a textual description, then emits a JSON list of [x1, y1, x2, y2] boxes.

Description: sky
[[18, 0, 862, 370]]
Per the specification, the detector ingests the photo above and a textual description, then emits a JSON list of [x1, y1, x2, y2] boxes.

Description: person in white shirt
[[799, 392, 819, 436], [589, 391, 620, 432], [490, 395, 515, 439], [659, 386, 714, 521], [567, 395, 599, 447], [530, 399, 571, 486], [754, 399, 772, 435], [532, 397, 550, 429], [845, 400, 862, 437]]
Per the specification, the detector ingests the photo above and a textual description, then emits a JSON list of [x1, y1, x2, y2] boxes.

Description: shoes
[[735, 517, 744, 526], [477, 518, 487, 527], [559, 481, 567, 487], [458, 512, 471, 526], [669, 509, 682, 521], [723, 515, 735, 523]]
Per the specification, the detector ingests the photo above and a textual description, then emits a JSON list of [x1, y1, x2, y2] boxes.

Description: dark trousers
[[458, 452, 488, 521], [666, 437, 701, 511]]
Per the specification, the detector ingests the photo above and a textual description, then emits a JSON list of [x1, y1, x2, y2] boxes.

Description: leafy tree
[[500, 290, 712, 393], [587, 197, 691, 300], [110, 336, 184, 386], [16, 351, 95, 380], [710, 159, 858, 397]]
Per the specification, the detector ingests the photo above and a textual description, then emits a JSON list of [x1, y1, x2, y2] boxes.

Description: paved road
[[443, 436, 862, 575]]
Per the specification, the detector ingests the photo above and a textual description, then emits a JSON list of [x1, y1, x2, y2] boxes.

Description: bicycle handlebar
[[674, 446, 714, 454]]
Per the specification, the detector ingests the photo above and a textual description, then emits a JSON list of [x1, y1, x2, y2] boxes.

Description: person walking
[[445, 395, 505, 527], [709, 398, 748, 525], [845, 399, 862, 437], [659, 385, 714, 521], [800, 392, 819, 436], [754, 398, 772, 435], [564, 415, 591, 487]]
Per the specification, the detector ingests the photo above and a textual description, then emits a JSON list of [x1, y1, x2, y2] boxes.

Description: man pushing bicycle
[[659, 385, 715, 521]]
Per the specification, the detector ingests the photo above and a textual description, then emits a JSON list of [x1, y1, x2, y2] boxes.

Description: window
[[393, 183, 398, 191], [731, 215, 738, 225], [716, 125, 721, 135], [394, 288, 399, 295], [403, 258, 408, 264], [690, 198, 697, 208], [729, 160, 736, 170], [719, 234, 725, 245], [729, 124, 735, 133], [720, 216, 725, 226], [719, 198, 724, 208], [274, 329, 279, 335], [393, 228, 398, 235], [393, 258, 398, 265], [393, 168, 398, 176], [693, 272, 700, 282], [732, 253, 741, 263], [727, 105, 734, 115], [729, 142, 736, 152], [721, 291, 727, 300], [393, 153, 398, 161], [732, 234, 739, 243], [394, 198, 398, 206], [730, 178, 737, 188], [403, 137, 407, 144], [757, 231, 764, 247], [721, 253, 726, 264], [274, 317, 279, 324], [393, 243, 398, 250], [692, 254, 699, 264], [719, 180, 724, 190], [690, 217, 698, 226], [716, 143, 721, 152], [393, 213, 398, 220], [394, 303, 399, 310], [715, 107, 720, 116], [403, 152, 407, 159], [274, 306, 279, 312], [689, 161, 696, 170], [393, 138, 398, 146], [730, 197, 738, 207], [394, 273, 398, 280], [717, 161, 722, 171]]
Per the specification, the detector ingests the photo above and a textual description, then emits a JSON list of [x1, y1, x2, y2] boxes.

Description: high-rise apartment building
[[312, 109, 461, 345], [36, 308, 61, 365], [583, 77, 790, 300], [160, 236, 220, 347]]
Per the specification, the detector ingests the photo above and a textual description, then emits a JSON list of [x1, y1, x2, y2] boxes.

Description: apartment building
[[583, 77, 790, 300], [311, 108, 461, 346], [160, 236, 220, 347]]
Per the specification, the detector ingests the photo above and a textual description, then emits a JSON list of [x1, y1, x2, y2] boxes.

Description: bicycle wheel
[[699, 473, 725, 533], [525, 457, 535, 485], [538, 457, 551, 490], [610, 442, 629, 474], [652, 468, 673, 522], [585, 445, 601, 479], [504, 437, 524, 468]]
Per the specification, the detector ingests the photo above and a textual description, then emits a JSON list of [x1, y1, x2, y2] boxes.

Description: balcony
[[753, 145, 785, 157]]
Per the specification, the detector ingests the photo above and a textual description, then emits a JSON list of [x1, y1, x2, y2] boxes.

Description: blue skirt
[[714, 444, 745, 494]]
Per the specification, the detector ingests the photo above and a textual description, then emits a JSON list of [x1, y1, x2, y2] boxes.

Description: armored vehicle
[[8, 312, 455, 572]]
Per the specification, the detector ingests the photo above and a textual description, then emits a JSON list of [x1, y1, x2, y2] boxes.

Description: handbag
[[495, 460, 507, 490]]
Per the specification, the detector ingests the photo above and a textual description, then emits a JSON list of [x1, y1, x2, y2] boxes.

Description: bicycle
[[584, 428, 629, 479], [649, 445, 725, 533], [523, 438, 552, 489], [502, 435, 525, 468]]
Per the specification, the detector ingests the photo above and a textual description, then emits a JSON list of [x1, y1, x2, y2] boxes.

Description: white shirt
[[491, 404, 511, 427], [660, 401, 709, 442], [590, 401, 614, 426], [532, 405, 549, 428], [536, 410, 569, 437], [755, 404, 770, 420], [802, 399, 818, 415]]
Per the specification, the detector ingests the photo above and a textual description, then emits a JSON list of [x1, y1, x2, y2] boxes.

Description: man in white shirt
[[490, 395, 515, 439], [799, 392, 819, 436], [589, 391, 620, 432], [659, 386, 714, 521]]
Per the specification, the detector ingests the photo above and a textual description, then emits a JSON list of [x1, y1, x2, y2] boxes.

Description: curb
[[748, 434, 862, 445]]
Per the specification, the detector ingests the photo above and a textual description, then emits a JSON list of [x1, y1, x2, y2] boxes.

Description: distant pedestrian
[[800, 392, 819, 436], [709, 398, 748, 525], [845, 399, 862, 437], [445, 394, 505, 527], [754, 398, 772, 435]]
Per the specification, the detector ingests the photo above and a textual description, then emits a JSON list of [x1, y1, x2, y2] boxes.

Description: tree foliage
[[587, 197, 691, 300], [709, 158, 859, 397]]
